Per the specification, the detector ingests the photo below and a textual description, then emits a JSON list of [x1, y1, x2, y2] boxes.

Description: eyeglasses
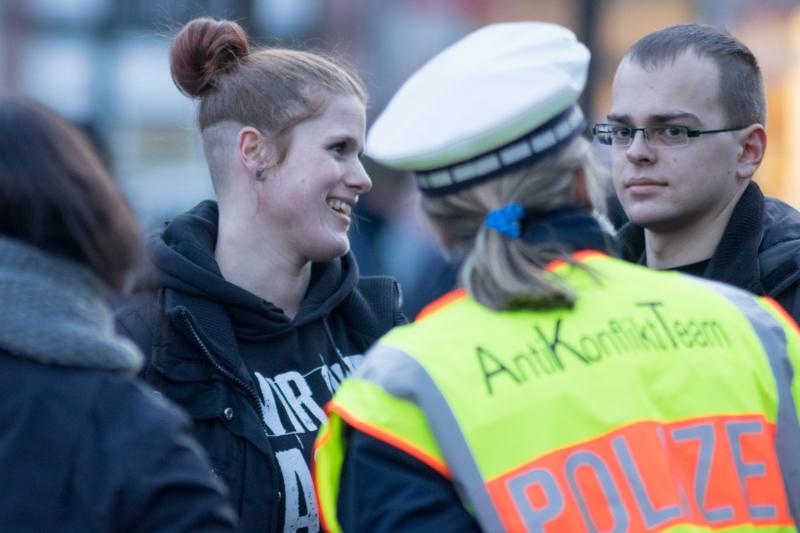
[[592, 124, 745, 148]]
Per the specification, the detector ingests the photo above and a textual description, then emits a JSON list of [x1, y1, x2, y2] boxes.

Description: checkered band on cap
[[415, 106, 585, 196]]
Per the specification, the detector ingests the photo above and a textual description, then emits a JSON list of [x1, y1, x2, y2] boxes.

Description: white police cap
[[366, 22, 590, 196]]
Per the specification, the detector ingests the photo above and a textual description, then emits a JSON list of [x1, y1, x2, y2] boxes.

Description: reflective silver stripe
[[355, 344, 507, 533], [415, 106, 585, 192], [690, 277, 800, 519]]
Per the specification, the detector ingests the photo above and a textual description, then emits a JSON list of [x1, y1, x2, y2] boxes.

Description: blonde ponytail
[[421, 136, 607, 311]]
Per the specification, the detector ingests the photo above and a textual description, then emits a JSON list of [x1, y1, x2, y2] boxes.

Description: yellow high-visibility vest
[[314, 251, 800, 532]]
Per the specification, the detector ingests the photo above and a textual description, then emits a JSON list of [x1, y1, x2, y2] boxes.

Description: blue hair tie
[[485, 204, 525, 238]]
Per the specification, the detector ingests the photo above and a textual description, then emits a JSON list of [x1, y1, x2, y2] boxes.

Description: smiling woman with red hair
[[115, 17, 404, 532]]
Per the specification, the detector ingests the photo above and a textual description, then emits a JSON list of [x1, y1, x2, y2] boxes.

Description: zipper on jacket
[[180, 311, 268, 432]]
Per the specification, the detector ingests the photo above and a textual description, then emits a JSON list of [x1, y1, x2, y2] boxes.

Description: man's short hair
[[625, 23, 765, 127]]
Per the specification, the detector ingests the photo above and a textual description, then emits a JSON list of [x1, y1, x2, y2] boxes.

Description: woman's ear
[[570, 166, 590, 206], [236, 127, 268, 178]]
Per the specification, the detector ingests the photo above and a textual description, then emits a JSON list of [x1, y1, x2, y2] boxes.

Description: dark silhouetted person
[[0, 96, 237, 532]]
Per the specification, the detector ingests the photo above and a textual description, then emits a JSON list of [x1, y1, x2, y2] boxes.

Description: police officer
[[313, 23, 800, 532]]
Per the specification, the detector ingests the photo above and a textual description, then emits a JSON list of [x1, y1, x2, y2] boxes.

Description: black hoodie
[[116, 200, 404, 533]]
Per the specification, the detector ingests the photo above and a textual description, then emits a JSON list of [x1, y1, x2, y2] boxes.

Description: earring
[[255, 169, 264, 180]]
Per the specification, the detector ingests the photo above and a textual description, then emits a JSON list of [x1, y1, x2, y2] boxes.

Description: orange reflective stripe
[[416, 251, 606, 321], [314, 421, 333, 452], [487, 414, 792, 532], [415, 288, 468, 322], [327, 400, 451, 479], [311, 422, 335, 533], [763, 296, 800, 337], [545, 249, 607, 272], [573, 249, 606, 262]]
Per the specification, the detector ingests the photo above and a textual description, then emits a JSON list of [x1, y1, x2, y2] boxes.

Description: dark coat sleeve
[[114, 291, 160, 370], [338, 429, 481, 533], [71, 377, 238, 532]]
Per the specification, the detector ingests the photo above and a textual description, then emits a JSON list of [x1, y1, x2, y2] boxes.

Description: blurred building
[[3, 0, 800, 313]]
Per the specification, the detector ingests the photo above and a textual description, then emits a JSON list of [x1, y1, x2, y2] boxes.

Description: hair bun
[[170, 17, 249, 97]]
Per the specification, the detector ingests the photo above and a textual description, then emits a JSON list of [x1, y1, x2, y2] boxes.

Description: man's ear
[[736, 124, 766, 180], [570, 166, 591, 207], [236, 127, 268, 176]]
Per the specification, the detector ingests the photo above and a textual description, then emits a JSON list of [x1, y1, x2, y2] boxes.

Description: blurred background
[[3, 0, 800, 315]]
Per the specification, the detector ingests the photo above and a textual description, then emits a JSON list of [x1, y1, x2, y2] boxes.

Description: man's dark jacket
[[616, 182, 800, 322]]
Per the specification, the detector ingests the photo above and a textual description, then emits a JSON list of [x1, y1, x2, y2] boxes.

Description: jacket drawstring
[[323, 316, 352, 375]]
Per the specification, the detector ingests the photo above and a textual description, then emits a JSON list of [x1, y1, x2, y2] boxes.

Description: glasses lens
[[650, 126, 689, 147], [593, 125, 614, 146], [612, 126, 633, 147]]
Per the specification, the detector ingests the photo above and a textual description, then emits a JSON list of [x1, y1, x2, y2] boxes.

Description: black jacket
[[0, 235, 236, 533], [339, 429, 481, 532], [0, 351, 237, 532], [115, 201, 404, 532], [616, 182, 800, 322]]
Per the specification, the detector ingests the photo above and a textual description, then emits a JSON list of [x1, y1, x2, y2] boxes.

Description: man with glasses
[[595, 23, 800, 322]]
